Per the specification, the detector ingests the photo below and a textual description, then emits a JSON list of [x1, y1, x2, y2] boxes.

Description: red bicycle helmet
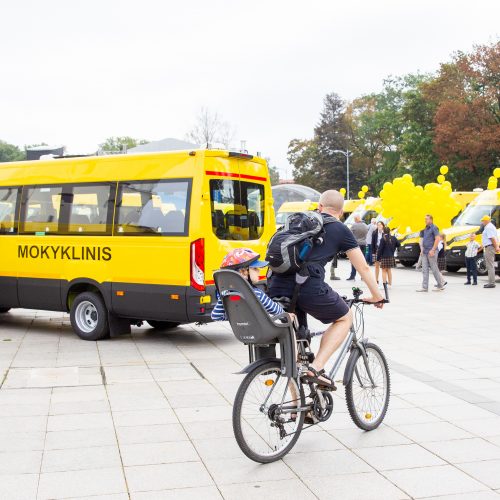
[[221, 248, 266, 270]]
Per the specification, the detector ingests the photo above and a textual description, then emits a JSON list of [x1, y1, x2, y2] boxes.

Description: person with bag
[[376, 227, 400, 287], [371, 221, 386, 285], [268, 190, 383, 388]]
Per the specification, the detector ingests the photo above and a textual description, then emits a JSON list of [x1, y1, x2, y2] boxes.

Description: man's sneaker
[[432, 286, 445, 292], [464, 281, 471, 285], [346, 277, 355, 281], [473, 282, 478, 285], [416, 288, 428, 292], [484, 284, 496, 288]]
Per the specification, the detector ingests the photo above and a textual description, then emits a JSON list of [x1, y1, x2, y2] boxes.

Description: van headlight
[[450, 234, 470, 245], [403, 231, 420, 241]]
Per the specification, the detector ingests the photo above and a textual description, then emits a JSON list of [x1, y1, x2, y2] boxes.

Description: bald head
[[318, 190, 344, 215]]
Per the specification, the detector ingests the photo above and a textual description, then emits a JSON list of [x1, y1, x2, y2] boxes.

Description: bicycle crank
[[312, 390, 334, 422]]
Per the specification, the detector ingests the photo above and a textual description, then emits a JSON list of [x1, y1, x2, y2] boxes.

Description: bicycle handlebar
[[348, 283, 390, 305]]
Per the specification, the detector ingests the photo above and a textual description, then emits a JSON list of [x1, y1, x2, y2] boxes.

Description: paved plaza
[[1, 261, 499, 500]]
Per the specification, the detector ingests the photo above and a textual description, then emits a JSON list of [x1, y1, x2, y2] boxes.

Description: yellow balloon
[[358, 191, 365, 199], [494, 168, 500, 179], [489, 176, 496, 183], [361, 185, 369, 193], [440, 165, 449, 175], [339, 187, 346, 196], [437, 175, 445, 184], [402, 174, 413, 182], [442, 180, 452, 189]]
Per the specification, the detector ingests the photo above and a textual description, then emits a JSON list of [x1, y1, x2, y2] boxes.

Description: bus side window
[[0, 187, 21, 234], [20, 186, 63, 234], [115, 180, 190, 236]]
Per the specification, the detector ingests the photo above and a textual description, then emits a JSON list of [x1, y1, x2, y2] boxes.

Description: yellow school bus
[[0, 150, 275, 340]]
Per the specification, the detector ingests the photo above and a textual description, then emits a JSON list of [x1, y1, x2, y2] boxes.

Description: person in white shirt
[[480, 215, 499, 288], [464, 233, 481, 285]]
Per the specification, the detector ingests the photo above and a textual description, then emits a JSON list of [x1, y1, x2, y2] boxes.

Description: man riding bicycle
[[269, 189, 384, 388]]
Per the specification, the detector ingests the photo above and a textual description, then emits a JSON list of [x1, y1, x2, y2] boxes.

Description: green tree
[[0, 140, 24, 162], [99, 136, 148, 152], [264, 157, 280, 185]]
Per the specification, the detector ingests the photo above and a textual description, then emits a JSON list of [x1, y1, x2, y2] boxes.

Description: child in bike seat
[[211, 248, 285, 321]]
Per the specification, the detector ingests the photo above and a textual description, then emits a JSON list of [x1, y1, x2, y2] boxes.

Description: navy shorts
[[297, 283, 349, 324]]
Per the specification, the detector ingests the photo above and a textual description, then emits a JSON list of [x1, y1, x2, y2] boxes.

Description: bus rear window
[[115, 179, 191, 236], [0, 187, 20, 234], [210, 180, 264, 240]]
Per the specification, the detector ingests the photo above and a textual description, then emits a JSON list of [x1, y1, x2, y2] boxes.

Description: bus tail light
[[190, 238, 205, 291]]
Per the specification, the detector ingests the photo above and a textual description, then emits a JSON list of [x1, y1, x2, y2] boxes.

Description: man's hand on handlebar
[[362, 295, 385, 308]]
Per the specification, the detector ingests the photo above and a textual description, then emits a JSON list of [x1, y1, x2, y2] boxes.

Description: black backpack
[[266, 212, 337, 275]]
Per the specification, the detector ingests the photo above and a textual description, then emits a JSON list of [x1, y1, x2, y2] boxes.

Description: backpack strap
[[289, 264, 309, 314]]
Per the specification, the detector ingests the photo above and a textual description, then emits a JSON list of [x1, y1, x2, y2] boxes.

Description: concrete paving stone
[[426, 403, 498, 422], [486, 435, 500, 447], [51, 385, 107, 403], [120, 440, 199, 466], [393, 421, 474, 442], [219, 478, 317, 500], [446, 417, 500, 438], [193, 437, 245, 460], [0, 414, 48, 432], [45, 428, 117, 450], [204, 456, 296, 485], [0, 402, 50, 416], [41, 445, 122, 472], [328, 425, 412, 449], [174, 404, 232, 423], [38, 467, 127, 499], [0, 472, 39, 500], [112, 408, 178, 427], [423, 437, 500, 463], [288, 430, 345, 454], [0, 387, 51, 404], [49, 399, 110, 415], [383, 407, 443, 426], [456, 460, 500, 490], [399, 391, 467, 407], [116, 423, 188, 445], [125, 461, 214, 492], [47, 411, 114, 431], [420, 492, 500, 500], [356, 443, 446, 471], [0, 450, 43, 473], [303, 471, 409, 500], [3, 366, 102, 388], [131, 486, 223, 500], [0, 430, 46, 452], [382, 465, 489, 498], [103, 365, 154, 384], [158, 379, 220, 397], [150, 363, 202, 381], [66, 495, 130, 500], [183, 419, 235, 440], [167, 392, 228, 409], [284, 449, 373, 478], [315, 409, 361, 431]]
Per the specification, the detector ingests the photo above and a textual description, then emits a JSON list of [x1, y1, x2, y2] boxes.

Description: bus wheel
[[476, 255, 487, 276], [0, 308, 10, 313], [70, 292, 110, 341], [147, 320, 180, 330]]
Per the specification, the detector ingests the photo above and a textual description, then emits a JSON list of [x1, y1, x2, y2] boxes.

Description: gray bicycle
[[214, 269, 390, 463]]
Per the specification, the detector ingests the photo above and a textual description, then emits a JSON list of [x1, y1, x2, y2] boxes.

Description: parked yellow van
[[275, 200, 318, 227], [344, 198, 382, 228], [342, 199, 364, 221], [445, 189, 500, 273], [0, 150, 275, 340], [397, 191, 481, 268]]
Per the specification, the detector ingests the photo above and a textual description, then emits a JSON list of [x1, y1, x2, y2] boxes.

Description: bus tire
[[476, 255, 487, 276], [147, 320, 180, 330], [70, 292, 110, 341], [0, 308, 10, 313]]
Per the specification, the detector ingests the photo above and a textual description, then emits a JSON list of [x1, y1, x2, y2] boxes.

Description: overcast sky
[[1, 0, 499, 176]]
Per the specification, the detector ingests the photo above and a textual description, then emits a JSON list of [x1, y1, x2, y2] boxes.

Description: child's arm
[[254, 288, 284, 316], [210, 296, 227, 321]]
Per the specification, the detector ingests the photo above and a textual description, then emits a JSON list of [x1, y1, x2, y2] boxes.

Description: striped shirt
[[465, 241, 480, 258], [211, 287, 284, 321]]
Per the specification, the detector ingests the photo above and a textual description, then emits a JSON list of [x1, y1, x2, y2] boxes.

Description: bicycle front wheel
[[345, 342, 390, 430], [233, 360, 305, 463]]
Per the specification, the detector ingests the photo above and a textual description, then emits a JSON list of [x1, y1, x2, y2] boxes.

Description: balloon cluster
[[379, 166, 462, 232], [358, 185, 369, 199], [488, 168, 500, 190]]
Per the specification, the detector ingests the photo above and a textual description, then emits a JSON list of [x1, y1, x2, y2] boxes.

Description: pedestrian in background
[[416, 214, 446, 292], [435, 233, 448, 288], [365, 218, 377, 265], [347, 215, 368, 280], [371, 221, 386, 285], [481, 215, 499, 288], [376, 226, 400, 287], [464, 233, 481, 285]]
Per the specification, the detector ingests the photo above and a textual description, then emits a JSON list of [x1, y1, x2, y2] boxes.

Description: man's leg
[[421, 254, 430, 290], [348, 263, 356, 280], [471, 257, 478, 284], [428, 254, 444, 287], [485, 246, 496, 285], [465, 258, 471, 283], [311, 310, 353, 370]]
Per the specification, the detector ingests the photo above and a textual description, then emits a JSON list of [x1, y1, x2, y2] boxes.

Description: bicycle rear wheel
[[345, 343, 390, 430], [233, 360, 305, 463]]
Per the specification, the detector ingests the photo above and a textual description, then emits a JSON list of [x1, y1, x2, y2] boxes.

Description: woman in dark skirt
[[437, 233, 446, 272], [371, 221, 386, 285], [376, 227, 400, 287]]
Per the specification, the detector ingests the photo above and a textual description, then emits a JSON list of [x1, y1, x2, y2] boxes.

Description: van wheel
[[476, 255, 487, 276], [399, 260, 415, 268], [147, 320, 180, 330], [0, 308, 10, 313], [70, 292, 109, 341], [445, 265, 461, 273]]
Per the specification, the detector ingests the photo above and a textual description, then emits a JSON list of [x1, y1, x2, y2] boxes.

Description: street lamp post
[[333, 149, 353, 199]]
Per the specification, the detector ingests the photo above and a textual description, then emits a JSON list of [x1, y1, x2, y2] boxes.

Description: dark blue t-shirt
[[269, 213, 358, 296]]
